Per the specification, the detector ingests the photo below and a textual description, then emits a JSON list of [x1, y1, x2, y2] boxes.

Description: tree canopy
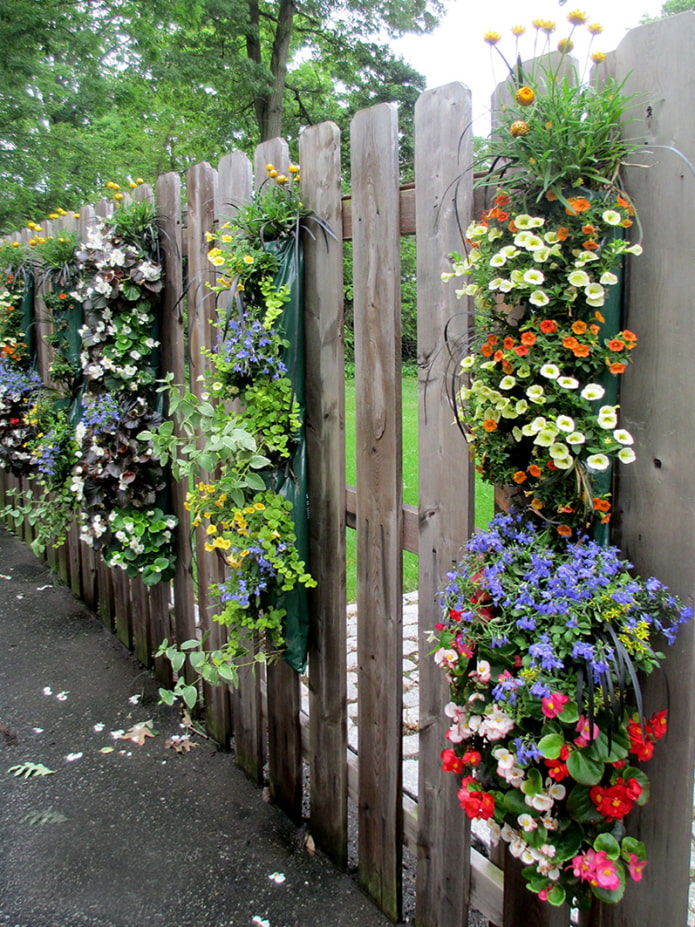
[[0, 0, 440, 231]]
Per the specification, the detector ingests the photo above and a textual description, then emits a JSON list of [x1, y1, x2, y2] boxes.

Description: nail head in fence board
[[254, 138, 304, 821], [351, 101, 404, 921], [299, 120, 348, 867], [157, 171, 197, 683], [216, 150, 265, 783], [598, 14, 695, 927], [187, 161, 232, 747], [413, 82, 477, 927]]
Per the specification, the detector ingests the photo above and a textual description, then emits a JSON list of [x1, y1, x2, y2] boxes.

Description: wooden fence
[[2, 12, 695, 927]]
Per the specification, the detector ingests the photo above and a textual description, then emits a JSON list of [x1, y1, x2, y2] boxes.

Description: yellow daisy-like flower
[[532, 18, 545, 29], [541, 20, 555, 34], [268, 168, 278, 178], [515, 86, 535, 107], [254, 502, 265, 511], [48, 212, 59, 219], [207, 248, 225, 267], [129, 181, 138, 189], [558, 38, 574, 52], [73, 212, 80, 219], [591, 51, 607, 63], [275, 174, 289, 184], [567, 10, 587, 25], [588, 22, 603, 34], [206, 524, 217, 535], [106, 181, 120, 190], [243, 254, 254, 264], [265, 162, 275, 172], [510, 120, 530, 138], [135, 177, 144, 184], [221, 234, 233, 243], [57, 207, 67, 215], [114, 192, 124, 201], [288, 163, 300, 173], [511, 25, 525, 36], [483, 31, 502, 45]]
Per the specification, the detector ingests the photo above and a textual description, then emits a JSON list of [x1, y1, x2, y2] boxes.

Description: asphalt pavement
[[0, 524, 393, 927]]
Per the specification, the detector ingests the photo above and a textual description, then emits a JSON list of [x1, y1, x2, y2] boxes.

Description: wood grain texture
[[594, 13, 695, 927], [255, 138, 304, 822], [186, 161, 231, 747], [299, 120, 348, 867], [351, 102, 404, 921], [413, 82, 477, 927]]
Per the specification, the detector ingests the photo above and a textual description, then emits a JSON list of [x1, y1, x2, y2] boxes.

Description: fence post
[[595, 13, 695, 927], [351, 101, 404, 921], [299, 120, 348, 868], [413, 81, 475, 927]]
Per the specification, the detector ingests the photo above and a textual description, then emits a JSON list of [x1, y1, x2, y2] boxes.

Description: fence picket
[[186, 161, 232, 747], [253, 138, 305, 822], [413, 81, 476, 927], [351, 101, 404, 921], [299, 120, 348, 868], [215, 151, 266, 783]]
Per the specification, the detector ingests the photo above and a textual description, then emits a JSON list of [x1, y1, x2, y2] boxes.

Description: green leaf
[[591, 862, 626, 904], [170, 651, 186, 673], [566, 750, 604, 786], [180, 639, 200, 650], [547, 885, 566, 906], [504, 789, 531, 816], [8, 762, 55, 779], [558, 699, 579, 724], [159, 687, 176, 706], [594, 832, 620, 859], [567, 784, 603, 823], [521, 766, 543, 796], [181, 685, 198, 710], [538, 732, 564, 759]]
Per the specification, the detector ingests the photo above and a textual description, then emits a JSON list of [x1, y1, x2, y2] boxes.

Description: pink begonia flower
[[479, 704, 515, 741], [469, 659, 491, 683], [571, 849, 621, 892], [574, 714, 600, 747], [434, 647, 459, 671], [541, 691, 570, 719], [628, 853, 647, 882]]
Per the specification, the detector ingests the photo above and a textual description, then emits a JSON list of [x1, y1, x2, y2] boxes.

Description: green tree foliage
[[0, 0, 440, 231]]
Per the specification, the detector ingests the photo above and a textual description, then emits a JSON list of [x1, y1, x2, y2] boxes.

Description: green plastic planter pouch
[[265, 236, 310, 674]]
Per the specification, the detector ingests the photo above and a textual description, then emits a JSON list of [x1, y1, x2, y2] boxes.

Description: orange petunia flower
[[494, 350, 504, 362], [481, 343, 493, 357], [502, 361, 514, 374], [565, 197, 591, 215], [582, 224, 596, 236], [593, 498, 611, 512], [487, 334, 499, 346], [609, 362, 626, 374], [562, 335, 579, 350], [496, 193, 511, 207], [557, 524, 573, 538], [513, 470, 528, 484], [508, 221, 518, 233], [572, 320, 588, 335], [622, 329, 638, 342], [607, 339, 625, 352], [482, 419, 498, 433], [528, 464, 542, 478], [540, 319, 557, 334], [590, 324, 601, 335], [557, 226, 569, 241], [583, 239, 599, 251], [514, 345, 529, 357], [503, 336, 516, 350], [573, 344, 590, 358], [521, 331, 537, 346], [595, 311, 605, 323], [545, 189, 559, 202]]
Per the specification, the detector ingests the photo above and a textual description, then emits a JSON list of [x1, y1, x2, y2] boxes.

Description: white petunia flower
[[555, 415, 575, 433], [586, 453, 610, 471], [567, 269, 590, 287], [613, 429, 634, 445], [581, 383, 605, 401], [597, 405, 618, 429], [557, 376, 579, 390], [540, 364, 560, 379], [567, 432, 586, 445], [618, 447, 637, 464], [529, 290, 550, 307], [602, 209, 622, 226], [523, 269, 545, 286]]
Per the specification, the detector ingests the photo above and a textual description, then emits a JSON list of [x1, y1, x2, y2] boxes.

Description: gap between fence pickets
[[252, 662, 504, 924]]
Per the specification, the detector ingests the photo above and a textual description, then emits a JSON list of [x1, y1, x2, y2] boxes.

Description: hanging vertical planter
[[154, 163, 333, 703], [433, 17, 693, 912]]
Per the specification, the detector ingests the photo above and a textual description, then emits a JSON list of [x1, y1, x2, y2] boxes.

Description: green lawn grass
[[344, 377, 493, 603]]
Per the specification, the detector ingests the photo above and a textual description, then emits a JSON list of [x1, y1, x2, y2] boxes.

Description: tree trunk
[[246, 0, 296, 141]]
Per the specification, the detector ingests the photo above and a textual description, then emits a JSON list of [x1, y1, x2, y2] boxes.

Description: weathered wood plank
[[216, 151, 266, 783], [187, 160, 232, 747], [113, 566, 133, 650], [413, 82, 476, 927], [156, 171, 197, 684], [351, 101, 403, 921], [341, 184, 416, 240], [255, 138, 304, 822], [345, 487, 418, 554], [595, 13, 695, 927], [299, 120, 348, 867], [131, 573, 153, 669]]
